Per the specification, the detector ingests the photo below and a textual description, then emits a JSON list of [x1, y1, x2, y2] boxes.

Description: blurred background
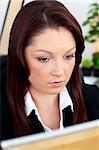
[[0, 0, 99, 85]]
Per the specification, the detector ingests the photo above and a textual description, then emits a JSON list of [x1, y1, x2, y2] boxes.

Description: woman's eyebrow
[[66, 47, 76, 53], [33, 47, 76, 54], [33, 49, 53, 54]]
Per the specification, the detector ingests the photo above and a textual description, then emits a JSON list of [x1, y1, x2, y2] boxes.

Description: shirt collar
[[59, 86, 73, 112], [24, 86, 73, 116]]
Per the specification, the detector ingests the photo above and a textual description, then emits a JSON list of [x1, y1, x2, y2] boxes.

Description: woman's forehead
[[28, 27, 76, 54]]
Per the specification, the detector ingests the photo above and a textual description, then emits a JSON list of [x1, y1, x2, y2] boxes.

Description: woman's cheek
[[28, 65, 46, 81]]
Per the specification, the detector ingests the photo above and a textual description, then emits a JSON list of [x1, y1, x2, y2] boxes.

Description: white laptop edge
[[1, 119, 99, 149]]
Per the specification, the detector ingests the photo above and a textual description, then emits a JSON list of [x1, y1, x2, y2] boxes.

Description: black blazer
[[0, 56, 99, 140]]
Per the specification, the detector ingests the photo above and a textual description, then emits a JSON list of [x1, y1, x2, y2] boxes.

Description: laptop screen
[[1, 119, 99, 150]]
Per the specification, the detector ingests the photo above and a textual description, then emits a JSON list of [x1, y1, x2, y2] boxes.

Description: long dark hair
[[6, 0, 87, 137]]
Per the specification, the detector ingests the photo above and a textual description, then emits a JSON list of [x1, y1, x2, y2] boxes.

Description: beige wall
[[0, 0, 23, 55]]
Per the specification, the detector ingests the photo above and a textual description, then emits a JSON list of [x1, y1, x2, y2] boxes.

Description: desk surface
[[1, 120, 99, 150], [84, 76, 99, 85]]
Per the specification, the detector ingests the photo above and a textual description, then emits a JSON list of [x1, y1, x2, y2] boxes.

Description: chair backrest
[[0, 55, 7, 72], [0, 55, 7, 100]]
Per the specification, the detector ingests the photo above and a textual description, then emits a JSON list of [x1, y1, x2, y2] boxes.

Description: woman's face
[[25, 27, 76, 95]]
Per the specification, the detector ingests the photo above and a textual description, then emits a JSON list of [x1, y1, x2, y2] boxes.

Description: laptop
[[1, 119, 99, 150]]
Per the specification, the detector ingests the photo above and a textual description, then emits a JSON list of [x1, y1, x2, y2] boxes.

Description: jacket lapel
[[28, 109, 45, 134], [62, 105, 73, 127]]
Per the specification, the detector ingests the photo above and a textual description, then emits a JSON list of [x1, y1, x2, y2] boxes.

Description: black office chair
[[0, 55, 7, 95], [0, 55, 7, 71], [0, 55, 7, 102]]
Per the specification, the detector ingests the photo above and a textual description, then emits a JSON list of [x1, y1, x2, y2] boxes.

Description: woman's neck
[[29, 86, 60, 129], [29, 86, 59, 109]]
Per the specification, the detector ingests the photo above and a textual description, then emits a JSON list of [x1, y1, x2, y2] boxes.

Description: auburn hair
[[6, 0, 87, 138]]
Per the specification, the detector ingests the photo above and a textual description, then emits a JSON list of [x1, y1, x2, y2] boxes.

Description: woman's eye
[[64, 54, 75, 60], [36, 57, 49, 63]]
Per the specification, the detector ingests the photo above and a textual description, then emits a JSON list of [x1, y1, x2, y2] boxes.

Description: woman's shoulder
[[82, 83, 99, 120], [82, 83, 99, 96]]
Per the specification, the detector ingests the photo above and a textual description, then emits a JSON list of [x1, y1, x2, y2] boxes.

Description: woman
[[1, 0, 99, 140]]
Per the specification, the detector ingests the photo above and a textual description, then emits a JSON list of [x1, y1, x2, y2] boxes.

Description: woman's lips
[[48, 81, 64, 87]]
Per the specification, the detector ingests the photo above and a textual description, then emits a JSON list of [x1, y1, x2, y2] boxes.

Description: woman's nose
[[51, 60, 64, 77]]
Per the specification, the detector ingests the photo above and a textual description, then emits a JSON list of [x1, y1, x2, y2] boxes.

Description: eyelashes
[[36, 54, 75, 63], [64, 54, 75, 60], [36, 57, 49, 63]]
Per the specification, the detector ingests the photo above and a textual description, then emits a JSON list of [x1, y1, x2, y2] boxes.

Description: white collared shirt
[[24, 86, 73, 132]]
